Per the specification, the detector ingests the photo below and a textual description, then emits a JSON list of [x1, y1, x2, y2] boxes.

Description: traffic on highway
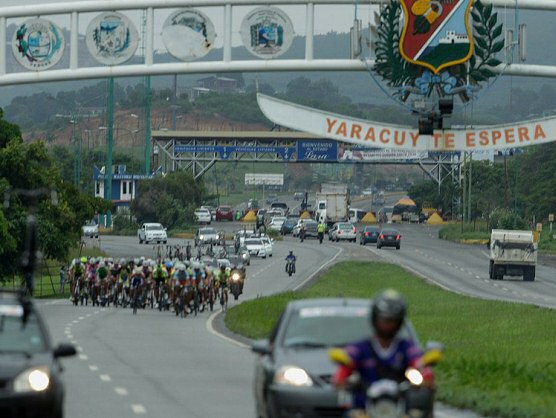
[[3, 187, 555, 418]]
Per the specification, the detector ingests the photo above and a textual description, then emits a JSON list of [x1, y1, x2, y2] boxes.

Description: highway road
[[40, 236, 343, 418], [39, 198, 556, 418]]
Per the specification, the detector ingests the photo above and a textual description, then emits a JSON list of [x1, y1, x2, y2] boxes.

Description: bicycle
[[219, 284, 228, 311]]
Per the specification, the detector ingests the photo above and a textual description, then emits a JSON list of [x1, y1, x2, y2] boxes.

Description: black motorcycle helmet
[[370, 289, 407, 337]]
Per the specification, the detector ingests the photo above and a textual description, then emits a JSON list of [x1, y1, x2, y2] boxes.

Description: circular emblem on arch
[[162, 9, 216, 62], [86, 12, 139, 66], [240, 7, 294, 59], [12, 18, 65, 71]]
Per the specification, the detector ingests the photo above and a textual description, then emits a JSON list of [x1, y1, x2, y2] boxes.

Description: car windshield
[[0, 308, 47, 353], [381, 230, 399, 235], [282, 306, 371, 348], [147, 224, 163, 231], [200, 228, 216, 234], [282, 305, 415, 348], [339, 224, 354, 230], [85, 221, 97, 227], [245, 239, 262, 246], [365, 227, 380, 232], [197, 209, 209, 214], [219, 206, 231, 211]]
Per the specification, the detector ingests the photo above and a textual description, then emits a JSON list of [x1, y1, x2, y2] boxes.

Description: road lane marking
[[73, 320, 79, 323], [114, 387, 128, 396], [78, 316, 85, 320], [207, 312, 250, 349], [99, 374, 112, 382], [131, 404, 147, 414], [89, 365, 99, 371], [78, 354, 88, 360], [207, 246, 344, 349], [76, 346, 83, 352]]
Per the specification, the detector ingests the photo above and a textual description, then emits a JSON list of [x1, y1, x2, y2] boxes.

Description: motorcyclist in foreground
[[331, 289, 435, 417]]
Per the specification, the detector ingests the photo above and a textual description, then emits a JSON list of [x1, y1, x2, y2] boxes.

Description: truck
[[315, 182, 350, 227], [137, 222, 168, 244], [489, 229, 537, 281]]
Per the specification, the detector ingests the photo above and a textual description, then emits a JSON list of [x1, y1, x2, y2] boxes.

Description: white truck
[[137, 222, 168, 244], [315, 182, 350, 227], [489, 229, 537, 281]]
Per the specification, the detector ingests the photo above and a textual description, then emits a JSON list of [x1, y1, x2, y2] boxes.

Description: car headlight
[[200, 235, 204, 240], [232, 273, 240, 282], [274, 366, 313, 387], [13, 366, 50, 393]]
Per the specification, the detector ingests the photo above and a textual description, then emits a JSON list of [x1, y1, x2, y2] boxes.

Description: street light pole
[[105, 77, 114, 202]]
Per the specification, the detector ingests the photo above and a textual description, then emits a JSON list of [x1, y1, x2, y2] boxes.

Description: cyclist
[[153, 261, 168, 307], [130, 266, 145, 309]]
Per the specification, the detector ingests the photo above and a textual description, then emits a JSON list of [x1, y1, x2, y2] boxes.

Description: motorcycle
[[285, 259, 295, 276], [229, 271, 244, 300], [329, 343, 443, 418]]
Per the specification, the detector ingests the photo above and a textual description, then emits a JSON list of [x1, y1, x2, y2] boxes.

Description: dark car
[[280, 218, 298, 235], [0, 291, 76, 418], [251, 298, 419, 418], [359, 226, 381, 245], [377, 228, 402, 250], [216, 205, 234, 221]]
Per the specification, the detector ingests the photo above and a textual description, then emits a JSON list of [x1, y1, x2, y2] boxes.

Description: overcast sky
[[3, 0, 369, 51]]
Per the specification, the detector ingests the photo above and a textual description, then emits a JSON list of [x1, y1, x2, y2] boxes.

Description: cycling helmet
[[165, 261, 173, 269], [107, 257, 113, 264], [289, 250, 293, 255], [220, 264, 226, 271], [80, 256, 87, 263], [98, 261, 106, 268], [89, 257, 97, 265], [120, 258, 127, 266], [370, 289, 407, 325], [225, 267, 231, 273], [178, 264, 186, 272]]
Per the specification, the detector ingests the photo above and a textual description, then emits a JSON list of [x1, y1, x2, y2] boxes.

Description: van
[[348, 208, 366, 224]]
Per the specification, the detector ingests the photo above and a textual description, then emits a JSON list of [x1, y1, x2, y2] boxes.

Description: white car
[[82, 220, 99, 238], [244, 238, 268, 258], [235, 229, 256, 247], [260, 236, 274, 257], [194, 207, 211, 224], [195, 227, 220, 246], [328, 222, 357, 242], [269, 216, 286, 231]]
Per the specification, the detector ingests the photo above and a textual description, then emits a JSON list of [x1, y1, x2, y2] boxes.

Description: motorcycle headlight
[[274, 366, 313, 387], [13, 366, 50, 393], [405, 368, 424, 386], [232, 273, 240, 282], [199, 235, 204, 240]]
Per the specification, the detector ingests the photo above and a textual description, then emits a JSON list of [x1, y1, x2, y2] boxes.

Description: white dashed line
[[76, 346, 83, 353], [78, 316, 85, 320], [502, 287, 509, 291], [89, 365, 99, 372], [86, 314, 92, 317], [131, 404, 147, 414], [99, 374, 112, 382], [114, 387, 129, 396], [94, 311, 100, 314], [476, 276, 481, 279], [73, 320, 79, 323], [78, 354, 88, 361]]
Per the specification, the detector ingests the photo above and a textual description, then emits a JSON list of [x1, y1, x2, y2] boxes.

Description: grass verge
[[225, 261, 556, 418], [439, 222, 489, 242]]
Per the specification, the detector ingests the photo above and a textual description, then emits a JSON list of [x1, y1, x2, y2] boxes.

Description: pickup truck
[[137, 223, 168, 244]]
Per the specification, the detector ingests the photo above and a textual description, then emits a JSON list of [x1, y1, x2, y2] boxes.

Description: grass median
[[225, 261, 556, 418]]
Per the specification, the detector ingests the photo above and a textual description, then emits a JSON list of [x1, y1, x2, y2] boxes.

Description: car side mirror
[[251, 339, 272, 355], [164, 227, 167, 231], [54, 343, 77, 358]]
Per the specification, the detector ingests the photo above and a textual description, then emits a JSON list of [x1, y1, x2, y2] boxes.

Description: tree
[[131, 170, 206, 229], [0, 110, 107, 279]]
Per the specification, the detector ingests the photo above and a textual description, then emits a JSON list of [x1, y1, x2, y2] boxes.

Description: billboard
[[245, 173, 284, 186], [174, 145, 295, 160], [338, 146, 428, 162], [296, 140, 337, 162]]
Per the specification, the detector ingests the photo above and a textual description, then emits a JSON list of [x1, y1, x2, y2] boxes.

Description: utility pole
[[105, 77, 114, 202], [468, 152, 472, 222], [172, 73, 177, 131]]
